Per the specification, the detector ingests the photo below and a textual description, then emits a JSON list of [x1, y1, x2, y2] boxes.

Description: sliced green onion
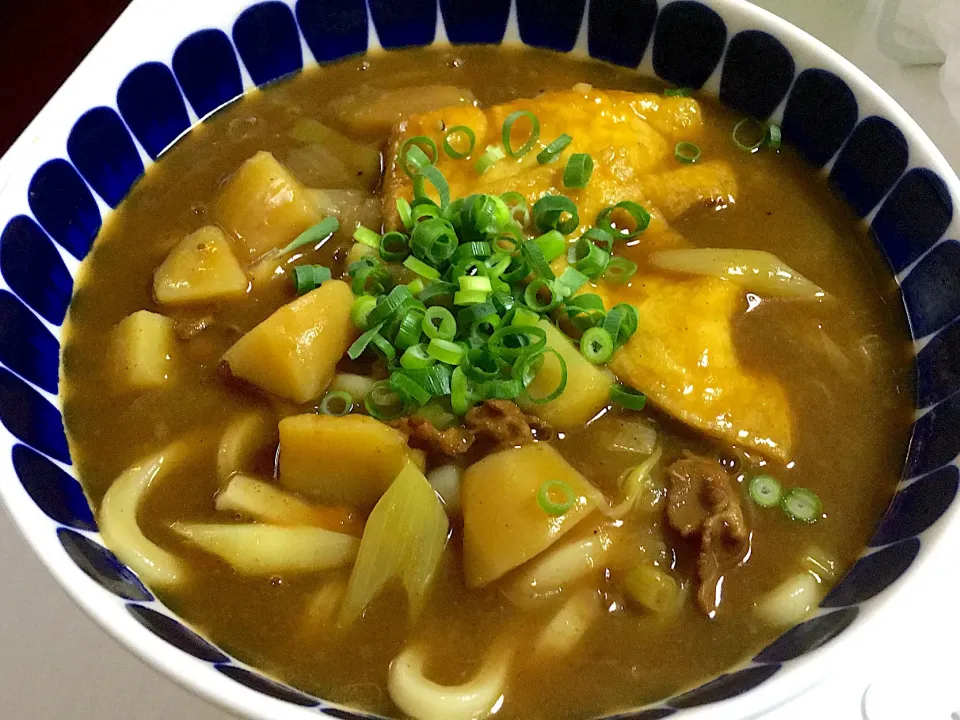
[[490, 325, 547, 364], [453, 290, 489, 305], [390, 372, 431, 406], [402, 364, 454, 397], [443, 125, 476, 158], [400, 343, 435, 370], [479, 378, 523, 400], [537, 479, 576, 516], [603, 256, 638, 284], [580, 326, 614, 364], [452, 241, 493, 264], [364, 380, 407, 420], [500, 256, 530, 284], [524, 279, 560, 312], [379, 231, 410, 262], [351, 263, 390, 296], [582, 227, 614, 252], [419, 280, 457, 307], [457, 300, 497, 328], [486, 253, 513, 278], [403, 255, 441, 281], [674, 142, 701, 164], [500, 191, 530, 226], [515, 347, 567, 404], [350, 295, 378, 330], [610, 383, 647, 410], [520, 240, 554, 280], [565, 293, 606, 332], [664, 87, 693, 97], [461, 347, 501, 382], [422, 306, 457, 341], [428, 338, 465, 365], [596, 201, 650, 240], [602, 302, 638, 348], [410, 200, 442, 224], [319, 390, 354, 416], [782, 488, 823, 523], [415, 165, 450, 209], [451, 366, 478, 415], [536, 133, 572, 164], [400, 137, 438, 176], [501, 110, 541, 158], [397, 197, 414, 229], [469, 313, 502, 345], [475, 144, 505, 174], [563, 153, 594, 188], [732, 117, 766, 153], [411, 218, 459, 265], [535, 230, 566, 262], [394, 308, 425, 349], [281, 217, 339, 255], [511, 307, 540, 327], [749, 475, 784, 508], [352, 225, 381, 248], [555, 266, 589, 298], [459, 275, 492, 294], [533, 195, 579, 235], [406, 278, 424, 296], [370, 332, 396, 361], [766, 123, 782, 150], [574, 236, 610, 278], [291, 264, 331, 295], [347, 322, 386, 360], [365, 285, 413, 328]]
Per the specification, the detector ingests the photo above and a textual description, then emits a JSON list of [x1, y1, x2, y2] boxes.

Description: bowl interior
[[1, 1, 959, 719]]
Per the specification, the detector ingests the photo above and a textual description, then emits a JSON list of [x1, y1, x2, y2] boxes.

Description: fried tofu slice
[[594, 269, 793, 461], [384, 87, 790, 459], [383, 87, 735, 232]]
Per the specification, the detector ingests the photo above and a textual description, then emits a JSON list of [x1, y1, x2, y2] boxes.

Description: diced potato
[[278, 414, 414, 508], [331, 85, 476, 137], [215, 473, 363, 536], [153, 226, 248, 305], [112, 310, 177, 391], [171, 522, 359, 575], [214, 151, 321, 263], [461, 444, 599, 587], [221, 280, 355, 403], [518, 320, 613, 431]]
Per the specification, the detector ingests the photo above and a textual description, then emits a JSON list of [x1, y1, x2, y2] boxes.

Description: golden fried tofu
[[383, 87, 735, 232], [384, 87, 791, 459]]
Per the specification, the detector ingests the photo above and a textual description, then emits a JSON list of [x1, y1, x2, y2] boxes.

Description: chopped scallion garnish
[[732, 117, 766, 153], [536, 133, 572, 164], [537, 479, 576, 516], [501, 110, 541, 158], [603, 256, 638, 285], [580, 326, 614, 364], [674, 142, 701, 164], [563, 152, 594, 188], [281, 217, 339, 255], [353, 225, 381, 248], [782, 488, 822, 523], [428, 338, 466, 365], [749, 475, 783, 508], [422, 307, 457, 341], [319, 390, 354, 416], [399, 136, 438, 176], [596, 201, 650, 240], [443, 125, 476, 158], [610, 383, 647, 410], [379, 231, 410, 262], [475, 144, 505, 174], [291, 264, 331, 295], [664, 87, 693, 97]]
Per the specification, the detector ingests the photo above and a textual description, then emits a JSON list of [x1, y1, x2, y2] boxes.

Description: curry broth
[[61, 47, 913, 718]]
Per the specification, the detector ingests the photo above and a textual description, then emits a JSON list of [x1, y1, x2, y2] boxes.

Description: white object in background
[[878, 0, 960, 127]]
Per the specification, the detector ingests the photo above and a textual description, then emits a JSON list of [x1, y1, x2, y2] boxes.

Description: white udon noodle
[[388, 638, 514, 720], [99, 441, 190, 588]]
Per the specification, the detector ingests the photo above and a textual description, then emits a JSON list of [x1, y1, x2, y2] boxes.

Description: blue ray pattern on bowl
[[1, 0, 958, 717]]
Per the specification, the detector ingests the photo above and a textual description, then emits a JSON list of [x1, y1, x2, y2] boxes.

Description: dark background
[[0, 0, 132, 154]]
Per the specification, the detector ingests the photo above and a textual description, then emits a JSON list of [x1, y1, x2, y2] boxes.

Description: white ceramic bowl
[[1, 1, 959, 718]]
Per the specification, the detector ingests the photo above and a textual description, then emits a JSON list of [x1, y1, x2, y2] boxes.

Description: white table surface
[[1, 0, 959, 718]]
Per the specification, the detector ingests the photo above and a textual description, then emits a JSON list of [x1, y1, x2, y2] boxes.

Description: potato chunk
[[112, 310, 176, 391], [461, 443, 598, 587], [214, 151, 321, 263], [278, 414, 413, 508], [518, 320, 613, 431], [222, 279, 355, 403], [153, 226, 248, 305]]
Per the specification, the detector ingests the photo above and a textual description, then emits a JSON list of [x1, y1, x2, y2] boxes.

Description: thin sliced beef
[[391, 416, 475, 457], [465, 400, 539, 447], [666, 453, 749, 617], [391, 400, 545, 459]]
